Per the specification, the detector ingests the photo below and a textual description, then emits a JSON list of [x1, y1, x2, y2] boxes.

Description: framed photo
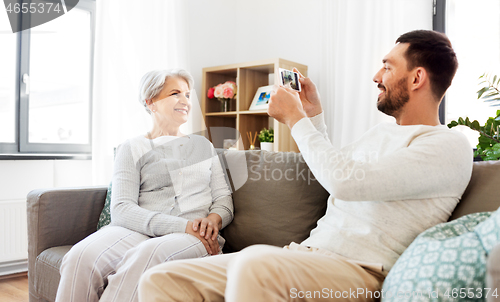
[[249, 85, 274, 111]]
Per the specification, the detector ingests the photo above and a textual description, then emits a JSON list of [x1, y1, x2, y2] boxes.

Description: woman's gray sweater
[[110, 134, 233, 237]]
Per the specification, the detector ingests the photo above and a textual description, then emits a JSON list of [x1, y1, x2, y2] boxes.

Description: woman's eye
[[185, 94, 191, 99]]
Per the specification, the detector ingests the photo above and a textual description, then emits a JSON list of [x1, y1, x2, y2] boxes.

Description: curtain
[[92, 0, 191, 185], [319, 0, 433, 149]]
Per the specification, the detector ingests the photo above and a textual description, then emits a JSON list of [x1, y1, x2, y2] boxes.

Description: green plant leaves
[[448, 109, 500, 161], [258, 127, 274, 143], [471, 120, 481, 131], [477, 86, 490, 99], [448, 74, 500, 160], [476, 73, 500, 106]]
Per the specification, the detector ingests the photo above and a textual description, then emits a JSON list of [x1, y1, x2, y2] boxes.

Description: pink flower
[[223, 87, 234, 99], [225, 81, 237, 95], [207, 87, 215, 99], [214, 85, 224, 98]]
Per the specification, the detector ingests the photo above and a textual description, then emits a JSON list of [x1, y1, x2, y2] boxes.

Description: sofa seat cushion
[[34, 245, 72, 302], [221, 150, 329, 252], [382, 212, 494, 301]]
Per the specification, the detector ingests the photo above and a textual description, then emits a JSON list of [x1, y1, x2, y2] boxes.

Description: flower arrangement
[[207, 81, 237, 111]]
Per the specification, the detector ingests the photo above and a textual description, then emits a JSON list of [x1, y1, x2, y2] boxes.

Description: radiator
[[0, 200, 28, 275]]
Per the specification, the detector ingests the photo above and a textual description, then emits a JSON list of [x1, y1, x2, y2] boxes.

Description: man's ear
[[411, 67, 427, 91]]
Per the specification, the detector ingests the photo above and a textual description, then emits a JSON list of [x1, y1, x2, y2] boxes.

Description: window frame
[[433, 0, 446, 125], [0, 0, 95, 159]]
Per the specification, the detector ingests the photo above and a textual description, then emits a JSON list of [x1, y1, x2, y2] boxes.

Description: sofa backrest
[[449, 160, 500, 220], [221, 150, 329, 252], [220, 150, 500, 252]]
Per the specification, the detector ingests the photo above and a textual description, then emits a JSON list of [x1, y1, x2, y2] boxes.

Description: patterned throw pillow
[[382, 212, 494, 302], [475, 210, 500, 254], [97, 182, 112, 230]]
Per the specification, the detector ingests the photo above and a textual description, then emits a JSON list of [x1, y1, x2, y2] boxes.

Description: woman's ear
[[146, 99, 156, 113]]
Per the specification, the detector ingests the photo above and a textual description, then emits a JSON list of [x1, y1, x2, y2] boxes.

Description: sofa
[[26, 150, 500, 302]]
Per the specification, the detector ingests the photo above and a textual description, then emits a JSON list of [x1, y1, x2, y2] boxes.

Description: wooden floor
[[0, 273, 29, 302]]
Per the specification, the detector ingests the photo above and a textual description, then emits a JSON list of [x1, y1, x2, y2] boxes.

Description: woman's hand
[[192, 213, 222, 241], [185, 221, 219, 255], [293, 68, 323, 118]]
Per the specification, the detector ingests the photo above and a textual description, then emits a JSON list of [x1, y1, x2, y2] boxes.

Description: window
[[0, 11, 17, 145], [0, 0, 95, 157], [436, 0, 500, 148]]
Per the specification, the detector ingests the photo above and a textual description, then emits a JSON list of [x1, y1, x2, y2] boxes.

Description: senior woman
[[55, 69, 234, 302]]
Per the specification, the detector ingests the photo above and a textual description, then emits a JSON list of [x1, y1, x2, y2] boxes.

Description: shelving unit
[[201, 58, 308, 152]]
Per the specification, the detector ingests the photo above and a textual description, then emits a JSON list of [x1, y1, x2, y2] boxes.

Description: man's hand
[[293, 68, 323, 118], [185, 221, 219, 255], [268, 85, 307, 129]]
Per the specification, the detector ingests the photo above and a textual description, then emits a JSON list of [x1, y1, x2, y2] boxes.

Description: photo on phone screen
[[279, 68, 301, 92]]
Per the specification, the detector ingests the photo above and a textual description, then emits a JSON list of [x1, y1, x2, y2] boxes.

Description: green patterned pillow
[[97, 182, 112, 230], [475, 209, 500, 254], [382, 212, 493, 302]]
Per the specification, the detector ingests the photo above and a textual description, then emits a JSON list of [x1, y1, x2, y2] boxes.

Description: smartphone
[[279, 68, 301, 92]]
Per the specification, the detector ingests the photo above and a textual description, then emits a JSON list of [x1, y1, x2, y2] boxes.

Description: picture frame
[[249, 85, 274, 111]]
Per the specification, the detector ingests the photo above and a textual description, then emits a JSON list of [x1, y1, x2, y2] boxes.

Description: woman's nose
[[179, 95, 190, 105]]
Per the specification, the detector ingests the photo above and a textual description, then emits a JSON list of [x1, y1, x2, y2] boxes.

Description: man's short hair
[[396, 30, 458, 100]]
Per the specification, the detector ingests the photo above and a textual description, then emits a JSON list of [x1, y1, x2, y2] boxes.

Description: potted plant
[[258, 127, 274, 151], [448, 73, 500, 161]]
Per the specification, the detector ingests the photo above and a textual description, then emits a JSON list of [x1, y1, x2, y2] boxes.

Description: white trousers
[[55, 225, 213, 302]]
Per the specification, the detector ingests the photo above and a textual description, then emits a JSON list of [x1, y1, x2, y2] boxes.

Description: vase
[[220, 99, 230, 112], [260, 142, 274, 152]]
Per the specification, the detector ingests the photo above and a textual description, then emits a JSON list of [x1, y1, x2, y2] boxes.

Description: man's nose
[[373, 69, 382, 83]]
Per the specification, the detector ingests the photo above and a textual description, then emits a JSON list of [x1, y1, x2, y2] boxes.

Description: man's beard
[[377, 78, 410, 117]]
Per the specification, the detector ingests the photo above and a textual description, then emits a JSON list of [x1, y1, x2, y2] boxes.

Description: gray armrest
[[27, 186, 107, 302], [27, 186, 107, 261]]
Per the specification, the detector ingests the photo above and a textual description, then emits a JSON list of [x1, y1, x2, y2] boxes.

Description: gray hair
[[138, 69, 194, 114]]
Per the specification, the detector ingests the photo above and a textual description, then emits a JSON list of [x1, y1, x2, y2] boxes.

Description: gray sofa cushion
[[221, 150, 329, 252], [450, 160, 500, 221], [34, 246, 72, 302]]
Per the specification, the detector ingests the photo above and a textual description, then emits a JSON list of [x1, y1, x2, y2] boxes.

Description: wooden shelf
[[205, 112, 237, 117], [201, 58, 307, 152], [239, 110, 268, 115]]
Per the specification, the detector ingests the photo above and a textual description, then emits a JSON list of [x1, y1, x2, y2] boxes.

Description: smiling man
[[138, 30, 473, 302]]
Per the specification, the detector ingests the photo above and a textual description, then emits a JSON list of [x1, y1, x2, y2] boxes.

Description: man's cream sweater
[[292, 113, 473, 274]]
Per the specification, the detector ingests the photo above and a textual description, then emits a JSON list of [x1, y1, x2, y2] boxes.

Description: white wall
[[0, 159, 92, 273], [185, 0, 432, 147], [0, 160, 93, 202], [186, 0, 324, 119]]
